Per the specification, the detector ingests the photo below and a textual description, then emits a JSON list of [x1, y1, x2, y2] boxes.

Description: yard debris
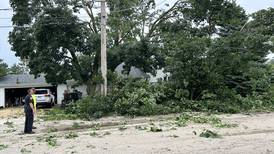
[[86, 145, 96, 149], [175, 113, 237, 128], [167, 134, 179, 138], [65, 132, 78, 139], [199, 129, 221, 138], [90, 131, 99, 137], [4, 120, 14, 128], [72, 122, 81, 129], [135, 125, 147, 131], [150, 126, 163, 132], [45, 135, 58, 147], [103, 131, 111, 136], [20, 148, 31, 154], [47, 128, 58, 133], [4, 129, 16, 133], [118, 125, 127, 131], [0, 144, 8, 151]]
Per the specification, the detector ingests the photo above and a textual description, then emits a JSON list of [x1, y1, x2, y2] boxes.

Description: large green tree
[[9, 0, 179, 94], [162, 1, 274, 100]]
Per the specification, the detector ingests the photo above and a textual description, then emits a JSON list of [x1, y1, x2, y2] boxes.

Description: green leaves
[[45, 135, 58, 147], [0, 144, 8, 151], [0, 59, 8, 78]]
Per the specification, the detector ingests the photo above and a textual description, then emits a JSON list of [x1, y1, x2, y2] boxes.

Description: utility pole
[[100, 0, 107, 96]]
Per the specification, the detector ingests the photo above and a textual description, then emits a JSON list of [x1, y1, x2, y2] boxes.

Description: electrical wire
[[0, 0, 172, 13]]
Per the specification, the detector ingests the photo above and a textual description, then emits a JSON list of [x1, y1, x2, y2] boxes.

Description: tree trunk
[[86, 80, 98, 96]]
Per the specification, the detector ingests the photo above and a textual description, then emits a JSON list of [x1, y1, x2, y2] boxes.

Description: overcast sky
[[0, 0, 274, 66]]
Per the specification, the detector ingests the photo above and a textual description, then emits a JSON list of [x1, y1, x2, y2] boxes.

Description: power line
[[0, 21, 89, 28], [0, 16, 93, 20], [0, 8, 12, 11], [0, 26, 15, 28], [0, 0, 172, 13]]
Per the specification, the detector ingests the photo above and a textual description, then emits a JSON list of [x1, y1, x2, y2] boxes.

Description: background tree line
[[0, 59, 28, 76]]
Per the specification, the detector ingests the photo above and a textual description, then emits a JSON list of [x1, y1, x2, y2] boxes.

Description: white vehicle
[[35, 89, 55, 107]]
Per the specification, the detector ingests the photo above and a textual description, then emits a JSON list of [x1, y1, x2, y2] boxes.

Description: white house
[[0, 74, 87, 108], [115, 63, 169, 82]]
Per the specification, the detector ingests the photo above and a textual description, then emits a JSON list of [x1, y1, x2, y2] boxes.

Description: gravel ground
[[0, 107, 274, 154]]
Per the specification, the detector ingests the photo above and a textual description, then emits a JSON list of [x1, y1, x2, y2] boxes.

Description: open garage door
[[4, 86, 57, 108]]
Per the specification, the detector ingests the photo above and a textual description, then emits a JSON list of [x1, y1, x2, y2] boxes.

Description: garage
[[0, 74, 88, 108], [0, 74, 58, 108], [4, 86, 57, 107]]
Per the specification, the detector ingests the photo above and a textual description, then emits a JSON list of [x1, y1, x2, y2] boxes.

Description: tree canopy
[[8, 0, 274, 98], [9, 0, 176, 94]]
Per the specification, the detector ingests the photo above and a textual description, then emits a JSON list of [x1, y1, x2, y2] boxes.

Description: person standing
[[31, 88, 37, 114], [24, 89, 35, 134], [31, 88, 37, 129]]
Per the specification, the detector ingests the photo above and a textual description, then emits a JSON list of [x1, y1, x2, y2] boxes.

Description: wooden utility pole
[[100, 0, 107, 96]]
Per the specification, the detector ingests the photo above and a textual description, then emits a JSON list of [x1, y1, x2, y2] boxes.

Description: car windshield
[[35, 90, 48, 94]]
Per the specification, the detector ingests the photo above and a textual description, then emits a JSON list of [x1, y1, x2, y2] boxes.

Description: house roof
[[0, 74, 52, 88], [115, 63, 149, 78]]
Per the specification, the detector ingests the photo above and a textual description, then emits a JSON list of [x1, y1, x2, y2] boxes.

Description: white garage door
[[0, 88, 5, 108]]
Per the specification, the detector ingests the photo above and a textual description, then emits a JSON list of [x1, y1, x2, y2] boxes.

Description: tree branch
[[147, 0, 180, 38], [67, 49, 83, 80], [82, 0, 98, 34]]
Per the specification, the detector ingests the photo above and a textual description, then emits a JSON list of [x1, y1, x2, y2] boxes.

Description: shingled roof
[[0, 74, 51, 88]]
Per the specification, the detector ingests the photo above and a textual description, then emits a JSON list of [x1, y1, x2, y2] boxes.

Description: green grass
[[39, 108, 78, 121]]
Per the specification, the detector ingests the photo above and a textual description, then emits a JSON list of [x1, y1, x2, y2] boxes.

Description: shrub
[[65, 77, 274, 119], [65, 95, 113, 119], [112, 79, 180, 116]]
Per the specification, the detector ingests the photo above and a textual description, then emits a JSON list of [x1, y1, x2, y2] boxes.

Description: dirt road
[[0, 108, 274, 154]]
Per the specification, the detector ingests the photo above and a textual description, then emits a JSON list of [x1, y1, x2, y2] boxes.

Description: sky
[[0, 0, 274, 66]]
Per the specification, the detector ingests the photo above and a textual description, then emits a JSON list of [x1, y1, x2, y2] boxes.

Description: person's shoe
[[25, 131, 35, 134], [32, 126, 37, 129]]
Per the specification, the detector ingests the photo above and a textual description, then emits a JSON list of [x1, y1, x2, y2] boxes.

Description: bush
[[112, 79, 180, 116], [65, 95, 113, 119], [65, 77, 274, 119]]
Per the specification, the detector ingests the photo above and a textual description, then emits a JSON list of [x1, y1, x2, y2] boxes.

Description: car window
[[35, 90, 48, 94]]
